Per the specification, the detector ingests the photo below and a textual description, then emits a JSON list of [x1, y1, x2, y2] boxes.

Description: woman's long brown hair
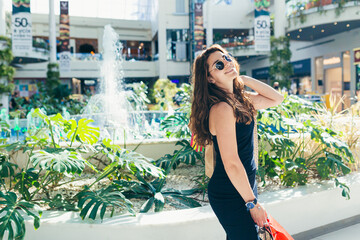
[[189, 44, 256, 147]]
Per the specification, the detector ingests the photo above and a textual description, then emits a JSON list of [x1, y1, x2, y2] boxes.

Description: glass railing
[[55, 53, 155, 62], [213, 36, 255, 49], [286, 0, 360, 17]]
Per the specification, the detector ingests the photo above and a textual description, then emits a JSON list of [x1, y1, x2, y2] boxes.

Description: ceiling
[[287, 20, 360, 41]]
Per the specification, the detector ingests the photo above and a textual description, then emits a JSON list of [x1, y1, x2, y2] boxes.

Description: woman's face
[[207, 51, 238, 88]]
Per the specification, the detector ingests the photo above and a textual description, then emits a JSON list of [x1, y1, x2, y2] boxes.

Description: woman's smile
[[225, 68, 235, 74]]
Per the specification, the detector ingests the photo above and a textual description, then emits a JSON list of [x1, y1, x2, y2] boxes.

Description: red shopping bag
[[266, 214, 294, 240], [190, 133, 204, 152]]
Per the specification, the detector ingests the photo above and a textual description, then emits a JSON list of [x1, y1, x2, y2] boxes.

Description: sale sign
[[254, 0, 270, 52], [11, 0, 33, 56]]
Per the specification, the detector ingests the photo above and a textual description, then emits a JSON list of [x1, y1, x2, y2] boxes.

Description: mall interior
[[1, 0, 360, 109]]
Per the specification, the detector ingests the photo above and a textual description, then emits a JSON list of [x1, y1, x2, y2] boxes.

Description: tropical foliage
[[0, 108, 166, 239], [256, 94, 354, 199]]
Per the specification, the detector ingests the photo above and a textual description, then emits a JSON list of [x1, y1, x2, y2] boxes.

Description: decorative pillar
[[0, 0, 5, 36], [49, 0, 57, 63], [274, 0, 286, 38], [158, 0, 167, 79], [205, 1, 213, 48]]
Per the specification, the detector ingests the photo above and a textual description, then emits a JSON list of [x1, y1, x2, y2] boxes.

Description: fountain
[[81, 25, 148, 143]]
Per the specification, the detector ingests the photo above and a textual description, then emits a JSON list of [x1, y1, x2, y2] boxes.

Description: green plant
[[288, 0, 358, 25], [269, 36, 293, 89], [119, 141, 203, 213], [150, 78, 179, 110], [9, 93, 88, 118], [257, 95, 353, 199], [77, 185, 134, 221], [0, 108, 164, 238], [0, 36, 16, 94], [46, 63, 61, 97], [126, 81, 150, 111], [0, 191, 42, 240]]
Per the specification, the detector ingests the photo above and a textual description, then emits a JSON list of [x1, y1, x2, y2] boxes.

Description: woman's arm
[[210, 102, 267, 227], [240, 75, 284, 110]]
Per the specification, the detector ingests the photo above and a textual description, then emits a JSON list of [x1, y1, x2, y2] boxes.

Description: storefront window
[[121, 41, 152, 61], [166, 29, 190, 61], [343, 51, 351, 108], [213, 29, 254, 49]]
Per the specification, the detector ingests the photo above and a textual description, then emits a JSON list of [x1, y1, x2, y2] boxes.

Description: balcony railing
[[287, 0, 360, 18], [213, 36, 254, 50], [55, 53, 154, 62]]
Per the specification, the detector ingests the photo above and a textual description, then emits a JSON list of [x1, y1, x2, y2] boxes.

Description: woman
[[189, 45, 284, 239]]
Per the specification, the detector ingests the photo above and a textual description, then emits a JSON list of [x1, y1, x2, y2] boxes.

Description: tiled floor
[[310, 223, 360, 240]]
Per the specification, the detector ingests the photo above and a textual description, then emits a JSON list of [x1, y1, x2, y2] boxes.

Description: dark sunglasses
[[209, 53, 233, 73]]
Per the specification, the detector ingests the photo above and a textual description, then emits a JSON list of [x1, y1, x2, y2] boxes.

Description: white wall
[[166, 61, 190, 77], [15, 60, 157, 79], [204, 0, 254, 29], [31, 14, 153, 47], [160, 0, 189, 29]]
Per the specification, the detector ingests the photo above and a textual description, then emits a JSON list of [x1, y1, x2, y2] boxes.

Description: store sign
[[323, 53, 342, 69], [59, 1, 71, 72], [323, 57, 341, 65], [194, 3, 205, 56], [11, 0, 32, 56], [254, 0, 270, 52], [252, 67, 269, 79], [354, 48, 360, 65], [292, 59, 311, 76]]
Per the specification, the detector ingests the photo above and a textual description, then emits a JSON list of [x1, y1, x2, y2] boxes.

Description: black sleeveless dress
[[208, 119, 259, 240]]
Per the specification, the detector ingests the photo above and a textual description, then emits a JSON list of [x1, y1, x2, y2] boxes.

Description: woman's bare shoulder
[[209, 102, 235, 123], [210, 102, 233, 114], [209, 102, 236, 136]]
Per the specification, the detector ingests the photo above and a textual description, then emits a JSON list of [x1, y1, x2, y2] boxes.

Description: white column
[[0, 0, 5, 36], [274, 0, 286, 38], [205, 1, 213, 48], [49, 0, 57, 63], [157, 0, 167, 79]]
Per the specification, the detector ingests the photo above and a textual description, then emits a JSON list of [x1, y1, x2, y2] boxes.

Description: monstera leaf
[[100, 141, 164, 178], [66, 118, 100, 145], [32, 108, 64, 126], [116, 173, 201, 213], [30, 149, 86, 174], [160, 114, 190, 139], [77, 186, 134, 221], [0, 153, 17, 178], [0, 191, 42, 240], [102, 138, 121, 152], [155, 140, 201, 171], [14, 168, 40, 201]]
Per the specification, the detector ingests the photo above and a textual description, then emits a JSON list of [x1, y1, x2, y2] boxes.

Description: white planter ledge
[[23, 172, 360, 240]]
